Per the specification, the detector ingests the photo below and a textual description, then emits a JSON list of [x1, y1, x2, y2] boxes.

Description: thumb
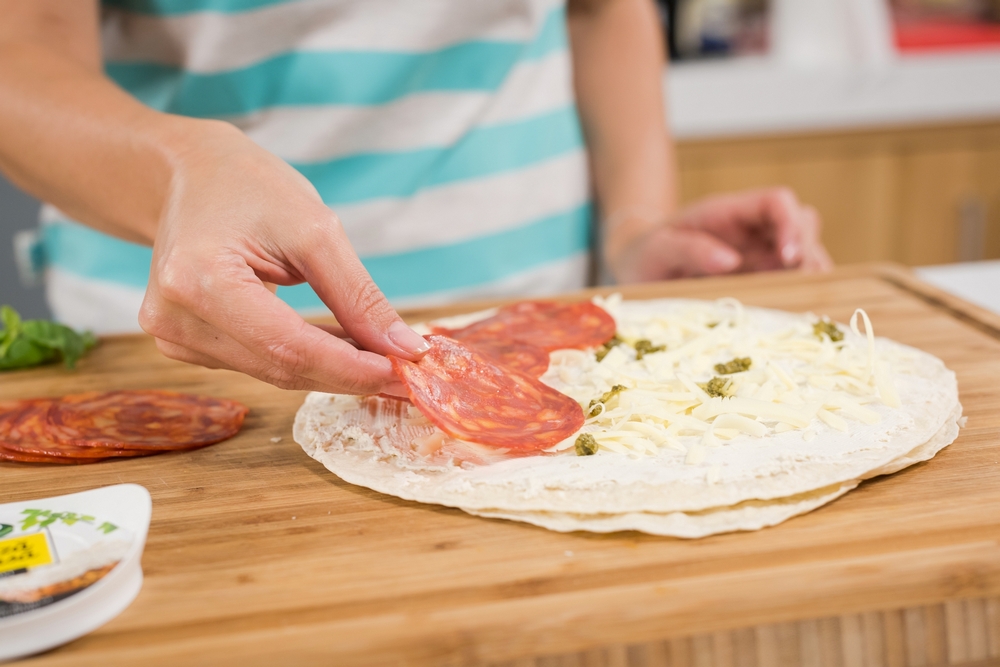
[[620, 227, 742, 282], [294, 213, 430, 361]]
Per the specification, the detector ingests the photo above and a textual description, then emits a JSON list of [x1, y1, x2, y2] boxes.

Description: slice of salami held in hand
[[456, 337, 551, 378], [389, 335, 584, 451], [436, 301, 616, 352], [46, 390, 248, 450]]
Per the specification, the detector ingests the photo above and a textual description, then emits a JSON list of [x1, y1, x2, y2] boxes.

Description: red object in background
[[894, 19, 1000, 52]]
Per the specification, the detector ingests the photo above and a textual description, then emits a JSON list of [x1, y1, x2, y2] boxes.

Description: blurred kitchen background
[[2, 0, 999, 319]]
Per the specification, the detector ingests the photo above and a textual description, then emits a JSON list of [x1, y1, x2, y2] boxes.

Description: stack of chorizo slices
[[0, 390, 248, 465], [391, 301, 617, 451]]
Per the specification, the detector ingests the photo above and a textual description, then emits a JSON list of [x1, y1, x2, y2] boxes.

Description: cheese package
[[0, 484, 151, 662]]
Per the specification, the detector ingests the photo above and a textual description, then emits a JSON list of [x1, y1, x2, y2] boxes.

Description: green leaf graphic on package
[[18, 509, 117, 535], [0, 306, 96, 371]]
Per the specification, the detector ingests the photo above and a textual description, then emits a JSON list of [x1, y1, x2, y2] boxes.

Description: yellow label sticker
[[0, 533, 53, 574]]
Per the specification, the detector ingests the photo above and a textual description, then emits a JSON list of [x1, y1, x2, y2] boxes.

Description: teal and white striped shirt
[[43, 0, 592, 332]]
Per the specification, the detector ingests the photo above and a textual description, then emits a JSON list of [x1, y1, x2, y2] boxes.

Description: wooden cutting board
[[3, 264, 999, 667]]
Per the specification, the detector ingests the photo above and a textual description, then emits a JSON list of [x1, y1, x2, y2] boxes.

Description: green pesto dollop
[[575, 433, 599, 456], [714, 357, 752, 375], [595, 334, 623, 362], [633, 339, 666, 360], [813, 320, 844, 342], [587, 384, 627, 418], [698, 377, 732, 398]]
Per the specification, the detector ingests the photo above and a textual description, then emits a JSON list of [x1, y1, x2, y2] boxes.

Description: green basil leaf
[[0, 305, 20, 333], [0, 337, 58, 370], [20, 320, 97, 369], [0, 306, 97, 370], [0, 305, 22, 358]]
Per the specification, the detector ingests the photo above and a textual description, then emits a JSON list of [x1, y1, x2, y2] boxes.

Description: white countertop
[[664, 0, 1000, 140], [666, 50, 1000, 140], [916, 260, 1000, 315]]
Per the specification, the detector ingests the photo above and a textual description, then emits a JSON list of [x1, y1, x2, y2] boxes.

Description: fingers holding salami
[[2, 300, 611, 464], [389, 336, 584, 452]]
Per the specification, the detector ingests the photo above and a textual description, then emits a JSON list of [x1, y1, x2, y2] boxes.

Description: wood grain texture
[[490, 597, 1000, 667], [2, 264, 1000, 666], [676, 119, 1000, 267]]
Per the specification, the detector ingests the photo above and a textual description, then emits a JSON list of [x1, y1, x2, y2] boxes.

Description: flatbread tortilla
[[463, 406, 960, 538], [295, 298, 961, 536]]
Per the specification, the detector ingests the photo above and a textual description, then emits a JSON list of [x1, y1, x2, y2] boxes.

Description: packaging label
[[0, 534, 53, 575], [0, 485, 151, 663], [0, 506, 133, 619]]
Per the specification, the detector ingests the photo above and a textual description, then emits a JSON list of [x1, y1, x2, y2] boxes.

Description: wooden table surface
[[3, 264, 999, 667]]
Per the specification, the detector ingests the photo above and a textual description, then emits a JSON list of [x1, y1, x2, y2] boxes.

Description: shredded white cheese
[[538, 296, 909, 462], [850, 308, 876, 381]]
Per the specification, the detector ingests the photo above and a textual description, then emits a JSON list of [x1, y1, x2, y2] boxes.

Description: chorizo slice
[[0, 399, 141, 460], [46, 390, 248, 450], [389, 336, 583, 451], [436, 300, 616, 352], [455, 337, 550, 377], [0, 445, 98, 465]]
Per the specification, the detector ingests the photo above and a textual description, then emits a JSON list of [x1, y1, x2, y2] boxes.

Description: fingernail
[[381, 381, 409, 398], [388, 321, 431, 355], [781, 243, 801, 266], [712, 249, 740, 272]]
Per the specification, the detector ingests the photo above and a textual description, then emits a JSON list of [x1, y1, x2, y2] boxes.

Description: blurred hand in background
[[606, 187, 834, 283], [570, 0, 832, 287]]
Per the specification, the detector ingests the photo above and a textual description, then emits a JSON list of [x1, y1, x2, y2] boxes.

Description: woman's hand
[[0, 6, 427, 395], [606, 188, 834, 283], [138, 122, 428, 395]]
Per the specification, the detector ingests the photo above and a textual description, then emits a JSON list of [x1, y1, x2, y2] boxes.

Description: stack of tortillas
[[295, 297, 962, 538]]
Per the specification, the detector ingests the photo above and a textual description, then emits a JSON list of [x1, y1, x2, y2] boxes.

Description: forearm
[[0, 11, 223, 245], [567, 0, 677, 265]]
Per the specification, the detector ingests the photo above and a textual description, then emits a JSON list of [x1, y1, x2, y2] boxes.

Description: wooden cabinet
[[676, 119, 1000, 266]]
